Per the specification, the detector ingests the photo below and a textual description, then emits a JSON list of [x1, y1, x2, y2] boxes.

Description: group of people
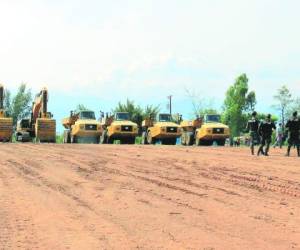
[[246, 111, 300, 157]]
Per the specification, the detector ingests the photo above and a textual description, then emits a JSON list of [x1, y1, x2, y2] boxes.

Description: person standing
[[285, 111, 300, 157], [257, 114, 276, 156], [246, 111, 260, 155], [273, 123, 284, 148]]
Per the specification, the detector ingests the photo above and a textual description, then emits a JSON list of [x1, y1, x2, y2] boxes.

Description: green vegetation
[[114, 99, 160, 125], [222, 74, 257, 137], [4, 83, 32, 126]]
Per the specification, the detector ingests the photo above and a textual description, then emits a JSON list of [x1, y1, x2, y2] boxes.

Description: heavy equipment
[[62, 110, 101, 143], [0, 84, 13, 142], [99, 112, 138, 144], [180, 114, 230, 146], [141, 113, 181, 145], [16, 87, 56, 143]]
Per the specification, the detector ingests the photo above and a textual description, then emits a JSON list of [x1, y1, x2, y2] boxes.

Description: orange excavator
[[16, 87, 56, 142]]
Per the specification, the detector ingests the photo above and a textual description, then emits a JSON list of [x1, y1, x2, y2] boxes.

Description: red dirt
[[0, 144, 300, 249]]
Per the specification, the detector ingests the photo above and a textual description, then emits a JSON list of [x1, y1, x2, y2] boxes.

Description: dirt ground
[[0, 144, 300, 250]]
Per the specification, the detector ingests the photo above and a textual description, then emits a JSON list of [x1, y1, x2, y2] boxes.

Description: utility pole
[[167, 95, 172, 116]]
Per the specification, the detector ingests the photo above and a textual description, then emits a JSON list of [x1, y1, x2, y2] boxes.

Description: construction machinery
[[62, 110, 101, 143], [141, 113, 181, 145], [0, 84, 13, 142], [99, 112, 138, 144], [180, 114, 230, 146], [16, 87, 56, 143]]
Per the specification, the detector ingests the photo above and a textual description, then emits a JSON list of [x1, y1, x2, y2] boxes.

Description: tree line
[[3, 75, 300, 136]]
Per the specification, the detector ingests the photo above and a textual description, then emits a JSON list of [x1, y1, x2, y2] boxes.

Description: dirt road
[[0, 144, 300, 249]]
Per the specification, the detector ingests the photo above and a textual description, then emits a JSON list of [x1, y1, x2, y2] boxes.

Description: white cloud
[[0, 0, 299, 107]]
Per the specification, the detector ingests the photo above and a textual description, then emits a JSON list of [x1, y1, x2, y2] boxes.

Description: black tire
[[126, 137, 135, 145], [217, 139, 225, 146], [162, 138, 177, 145], [107, 136, 114, 144]]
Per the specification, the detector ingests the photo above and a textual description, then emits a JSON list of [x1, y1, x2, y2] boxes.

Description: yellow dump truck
[[62, 110, 101, 143], [16, 87, 56, 143], [180, 114, 230, 146], [0, 84, 13, 142], [141, 113, 181, 145], [99, 112, 138, 144]]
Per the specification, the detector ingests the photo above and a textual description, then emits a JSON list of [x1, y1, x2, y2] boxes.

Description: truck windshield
[[116, 112, 130, 121], [80, 111, 96, 120], [205, 115, 221, 123], [159, 114, 171, 122]]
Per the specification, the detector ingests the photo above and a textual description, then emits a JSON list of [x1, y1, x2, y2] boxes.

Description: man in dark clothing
[[246, 111, 260, 155], [257, 114, 276, 156], [285, 111, 300, 157]]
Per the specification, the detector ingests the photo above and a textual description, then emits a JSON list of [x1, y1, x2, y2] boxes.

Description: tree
[[185, 88, 218, 117], [273, 85, 293, 126], [76, 104, 89, 112], [6, 84, 32, 126], [114, 99, 160, 125], [222, 74, 257, 137]]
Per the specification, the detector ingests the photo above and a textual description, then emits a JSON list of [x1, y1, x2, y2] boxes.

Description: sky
[[1, 0, 299, 132]]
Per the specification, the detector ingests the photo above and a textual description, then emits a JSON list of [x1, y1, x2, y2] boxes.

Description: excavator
[[16, 87, 56, 142], [62, 109, 102, 143], [0, 84, 13, 142]]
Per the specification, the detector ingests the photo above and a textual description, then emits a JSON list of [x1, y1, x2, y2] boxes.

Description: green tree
[[7, 84, 32, 126], [76, 104, 89, 112], [114, 99, 160, 125], [222, 74, 256, 137], [273, 85, 293, 126]]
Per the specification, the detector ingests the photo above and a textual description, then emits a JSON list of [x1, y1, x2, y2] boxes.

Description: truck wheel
[[107, 136, 114, 144], [147, 132, 155, 145], [142, 132, 148, 145], [127, 137, 135, 144], [217, 139, 225, 146]]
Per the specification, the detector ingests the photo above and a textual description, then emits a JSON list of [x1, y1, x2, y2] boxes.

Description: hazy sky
[[1, 0, 299, 130]]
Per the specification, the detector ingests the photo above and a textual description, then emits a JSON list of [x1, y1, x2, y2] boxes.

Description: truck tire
[[217, 139, 225, 146]]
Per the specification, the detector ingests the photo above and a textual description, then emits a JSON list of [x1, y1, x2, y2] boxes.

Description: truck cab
[[142, 113, 181, 145], [100, 112, 138, 144]]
